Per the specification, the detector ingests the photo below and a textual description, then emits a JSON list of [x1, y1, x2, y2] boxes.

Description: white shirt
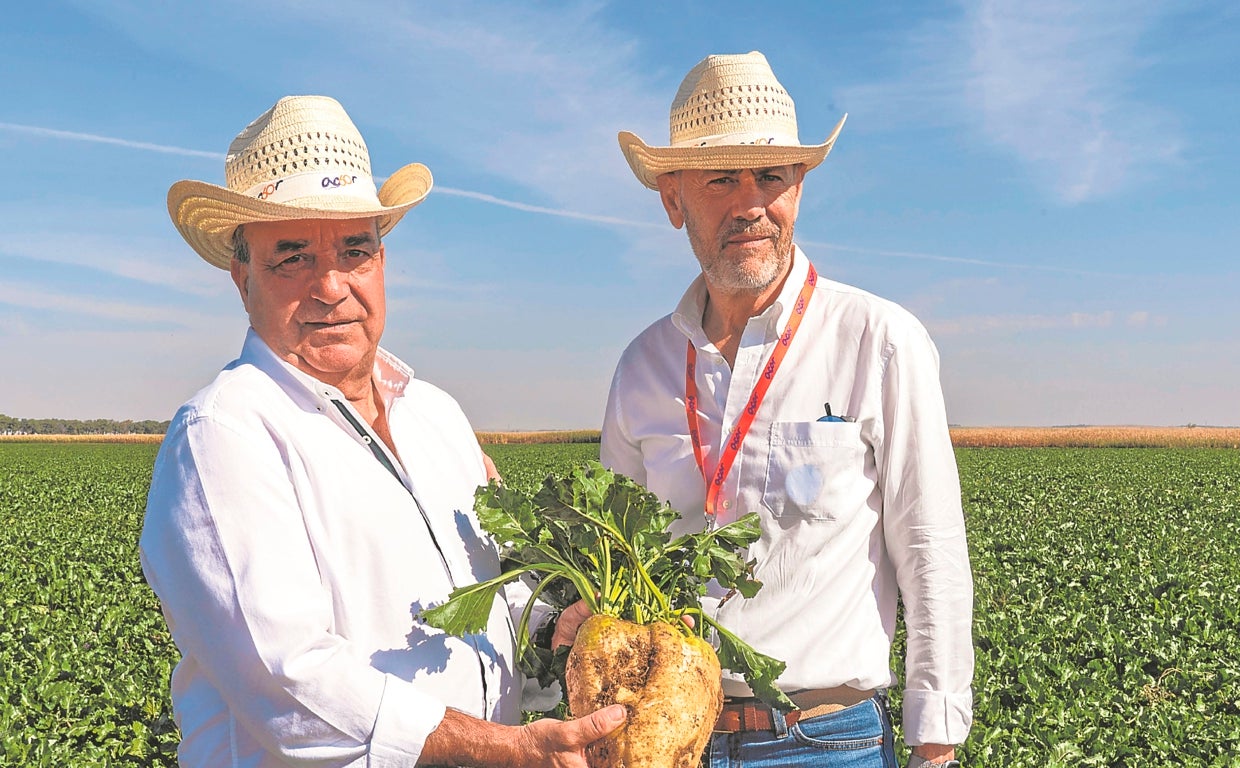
[[600, 247, 974, 746], [141, 329, 523, 767]]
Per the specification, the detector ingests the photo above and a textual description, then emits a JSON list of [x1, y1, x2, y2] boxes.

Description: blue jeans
[[706, 692, 898, 767]]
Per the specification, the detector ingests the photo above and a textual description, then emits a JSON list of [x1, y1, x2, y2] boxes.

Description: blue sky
[[2, 0, 1237, 429]]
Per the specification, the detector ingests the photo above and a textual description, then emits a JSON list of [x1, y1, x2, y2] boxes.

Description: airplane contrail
[[0, 121, 224, 160], [1, 120, 1122, 276]]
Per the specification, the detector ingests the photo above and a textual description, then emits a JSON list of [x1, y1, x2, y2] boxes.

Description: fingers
[[565, 704, 627, 746], [551, 599, 594, 650], [515, 706, 625, 767], [482, 452, 502, 482]]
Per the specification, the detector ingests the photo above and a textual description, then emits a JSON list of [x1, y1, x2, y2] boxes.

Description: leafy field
[[1, 442, 1237, 766], [0, 443, 175, 764], [956, 448, 1240, 766]]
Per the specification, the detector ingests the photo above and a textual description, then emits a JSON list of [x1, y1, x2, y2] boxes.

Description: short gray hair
[[231, 224, 250, 264]]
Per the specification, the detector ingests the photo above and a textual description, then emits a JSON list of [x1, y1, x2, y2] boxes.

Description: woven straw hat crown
[[168, 95, 432, 269], [618, 51, 846, 189]]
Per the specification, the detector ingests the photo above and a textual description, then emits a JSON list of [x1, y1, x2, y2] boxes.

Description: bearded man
[[599, 52, 975, 768]]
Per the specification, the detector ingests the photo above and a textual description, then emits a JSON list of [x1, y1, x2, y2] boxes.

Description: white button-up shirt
[[141, 330, 522, 767], [601, 247, 974, 746]]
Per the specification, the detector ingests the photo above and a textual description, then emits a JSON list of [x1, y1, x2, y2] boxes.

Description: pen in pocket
[[817, 403, 854, 423]]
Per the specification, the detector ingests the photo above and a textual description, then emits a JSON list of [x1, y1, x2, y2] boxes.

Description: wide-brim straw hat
[[618, 51, 846, 190], [168, 95, 432, 269]]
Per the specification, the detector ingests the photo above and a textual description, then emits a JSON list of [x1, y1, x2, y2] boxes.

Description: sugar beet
[[566, 614, 722, 768]]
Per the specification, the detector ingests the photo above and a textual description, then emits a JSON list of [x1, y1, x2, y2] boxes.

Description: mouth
[[724, 224, 778, 246], [725, 232, 776, 249], [302, 319, 359, 331]]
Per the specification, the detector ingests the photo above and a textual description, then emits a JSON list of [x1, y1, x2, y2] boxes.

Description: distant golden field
[[0, 434, 164, 444], [474, 430, 601, 445], [948, 426, 1240, 449], [4, 426, 1238, 448]]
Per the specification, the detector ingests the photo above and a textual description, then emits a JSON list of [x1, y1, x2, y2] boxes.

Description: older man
[[141, 95, 622, 767], [599, 53, 974, 767]]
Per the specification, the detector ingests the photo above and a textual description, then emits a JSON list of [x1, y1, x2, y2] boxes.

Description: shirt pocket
[[761, 420, 867, 521]]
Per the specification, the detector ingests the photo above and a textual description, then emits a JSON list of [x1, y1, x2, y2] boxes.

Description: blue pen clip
[[818, 403, 847, 422]]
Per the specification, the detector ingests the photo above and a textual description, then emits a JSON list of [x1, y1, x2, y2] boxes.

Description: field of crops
[[2, 441, 1238, 766]]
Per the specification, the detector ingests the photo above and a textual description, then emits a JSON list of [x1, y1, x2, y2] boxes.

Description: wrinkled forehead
[[241, 217, 382, 248], [693, 163, 804, 176]]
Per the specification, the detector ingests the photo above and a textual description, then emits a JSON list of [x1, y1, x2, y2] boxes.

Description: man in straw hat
[[598, 52, 974, 767], [141, 95, 624, 767]]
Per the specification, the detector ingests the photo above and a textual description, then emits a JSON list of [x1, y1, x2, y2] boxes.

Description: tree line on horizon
[[0, 414, 171, 436]]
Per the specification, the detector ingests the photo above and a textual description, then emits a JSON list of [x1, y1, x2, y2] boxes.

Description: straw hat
[[618, 51, 847, 189], [168, 95, 432, 269]]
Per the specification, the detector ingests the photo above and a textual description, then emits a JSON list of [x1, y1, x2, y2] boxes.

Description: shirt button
[[722, 500, 731, 509]]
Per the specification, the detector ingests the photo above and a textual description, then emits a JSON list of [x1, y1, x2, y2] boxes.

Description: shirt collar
[[238, 328, 413, 411], [670, 244, 811, 344]]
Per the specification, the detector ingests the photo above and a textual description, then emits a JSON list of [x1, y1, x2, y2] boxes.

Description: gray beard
[[687, 215, 795, 294]]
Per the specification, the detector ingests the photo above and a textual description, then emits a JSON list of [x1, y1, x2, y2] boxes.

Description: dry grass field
[[4, 426, 1238, 447], [474, 430, 601, 444], [0, 433, 164, 444], [948, 425, 1240, 449]]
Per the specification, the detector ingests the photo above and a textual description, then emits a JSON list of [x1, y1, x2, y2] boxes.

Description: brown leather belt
[[713, 689, 875, 733]]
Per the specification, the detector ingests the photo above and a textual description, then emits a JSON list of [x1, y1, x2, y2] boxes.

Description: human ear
[[230, 258, 251, 312], [656, 172, 686, 230]]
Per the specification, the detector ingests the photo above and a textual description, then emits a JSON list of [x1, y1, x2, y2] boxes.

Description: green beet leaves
[[419, 461, 793, 710]]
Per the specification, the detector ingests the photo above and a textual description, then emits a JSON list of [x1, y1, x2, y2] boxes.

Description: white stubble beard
[[686, 212, 795, 295]]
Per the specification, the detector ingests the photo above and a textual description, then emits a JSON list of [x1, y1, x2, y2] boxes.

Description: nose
[[309, 262, 349, 304], [729, 171, 767, 221]]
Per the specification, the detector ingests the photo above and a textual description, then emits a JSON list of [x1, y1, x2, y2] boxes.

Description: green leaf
[[422, 461, 797, 711], [419, 580, 507, 636], [708, 617, 795, 711]]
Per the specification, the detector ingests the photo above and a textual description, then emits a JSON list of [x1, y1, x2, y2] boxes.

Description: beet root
[[565, 614, 723, 768]]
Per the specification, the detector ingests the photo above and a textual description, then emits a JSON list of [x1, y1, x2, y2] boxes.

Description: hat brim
[[167, 162, 433, 269], [618, 115, 847, 190]]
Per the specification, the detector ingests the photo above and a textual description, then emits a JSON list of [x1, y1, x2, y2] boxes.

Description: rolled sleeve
[[368, 677, 446, 766]]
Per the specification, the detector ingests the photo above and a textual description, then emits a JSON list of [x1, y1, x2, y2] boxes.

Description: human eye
[[267, 252, 311, 274]]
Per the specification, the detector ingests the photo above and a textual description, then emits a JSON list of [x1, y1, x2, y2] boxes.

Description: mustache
[[723, 222, 780, 239]]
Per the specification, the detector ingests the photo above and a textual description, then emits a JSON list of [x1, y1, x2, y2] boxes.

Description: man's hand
[[550, 599, 594, 650], [909, 744, 957, 766], [550, 599, 695, 651], [419, 705, 625, 767], [482, 452, 501, 482], [514, 705, 627, 767]]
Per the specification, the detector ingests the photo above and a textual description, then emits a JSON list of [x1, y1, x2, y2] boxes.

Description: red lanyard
[[685, 263, 817, 520]]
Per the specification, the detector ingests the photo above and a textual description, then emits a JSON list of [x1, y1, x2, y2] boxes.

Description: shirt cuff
[[900, 688, 973, 746], [367, 675, 447, 766]]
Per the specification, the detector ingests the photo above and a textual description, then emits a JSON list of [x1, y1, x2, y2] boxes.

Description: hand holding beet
[[420, 462, 792, 767]]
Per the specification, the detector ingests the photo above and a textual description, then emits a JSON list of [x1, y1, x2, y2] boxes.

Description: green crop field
[[1, 442, 1237, 766]]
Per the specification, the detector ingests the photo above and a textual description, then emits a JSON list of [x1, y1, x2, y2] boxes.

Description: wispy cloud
[[930, 309, 1167, 336], [838, 0, 1182, 204], [0, 121, 224, 160], [353, 2, 663, 219], [0, 280, 223, 327], [436, 186, 662, 229], [2, 117, 662, 233], [965, 0, 1181, 202], [0, 231, 230, 298], [7, 0, 665, 226], [0, 115, 1140, 288], [800, 238, 1129, 277]]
